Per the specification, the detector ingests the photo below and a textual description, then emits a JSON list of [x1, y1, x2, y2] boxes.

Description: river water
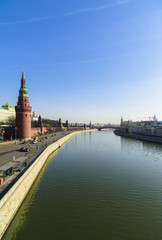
[[3, 130, 162, 240]]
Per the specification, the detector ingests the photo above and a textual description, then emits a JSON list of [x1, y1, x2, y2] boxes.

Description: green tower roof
[[19, 68, 29, 98]]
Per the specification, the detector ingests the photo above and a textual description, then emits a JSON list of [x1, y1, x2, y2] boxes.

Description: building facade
[[31, 111, 38, 121], [0, 103, 15, 122]]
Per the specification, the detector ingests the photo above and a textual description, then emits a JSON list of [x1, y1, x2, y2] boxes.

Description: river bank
[[114, 129, 162, 144]]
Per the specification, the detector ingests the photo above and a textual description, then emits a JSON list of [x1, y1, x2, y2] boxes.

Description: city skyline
[[0, 0, 162, 123]]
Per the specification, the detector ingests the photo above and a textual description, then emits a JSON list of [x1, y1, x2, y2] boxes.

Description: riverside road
[[0, 131, 73, 167]]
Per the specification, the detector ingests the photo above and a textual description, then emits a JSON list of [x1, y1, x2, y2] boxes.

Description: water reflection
[[89, 132, 92, 146], [120, 136, 162, 162], [74, 135, 77, 145]]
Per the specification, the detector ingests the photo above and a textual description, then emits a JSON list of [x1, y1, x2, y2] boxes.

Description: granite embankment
[[114, 129, 162, 144], [0, 129, 96, 239]]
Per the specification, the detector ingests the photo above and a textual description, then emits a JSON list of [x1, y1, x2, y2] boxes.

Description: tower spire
[[89, 121, 92, 129], [121, 116, 123, 128], [19, 67, 28, 97], [22, 67, 25, 80]]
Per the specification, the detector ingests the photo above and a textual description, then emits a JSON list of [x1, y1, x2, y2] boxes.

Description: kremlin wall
[[0, 69, 92, 141]]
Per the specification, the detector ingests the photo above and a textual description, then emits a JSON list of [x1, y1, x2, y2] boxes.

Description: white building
[[31, 111, 38, 121], [0, 102, 15, 122]]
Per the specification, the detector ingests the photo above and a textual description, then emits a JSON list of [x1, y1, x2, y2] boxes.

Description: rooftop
[[0, 102, 14, 110]]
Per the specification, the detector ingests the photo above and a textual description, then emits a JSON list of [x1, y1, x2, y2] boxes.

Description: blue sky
[[0, 0, 162, 123]]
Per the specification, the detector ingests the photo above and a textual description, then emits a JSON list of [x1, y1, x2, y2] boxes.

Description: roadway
[[0, 131, 73, 167]]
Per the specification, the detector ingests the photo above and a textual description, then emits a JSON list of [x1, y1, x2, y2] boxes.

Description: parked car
[[20, 147, 30, 152], [33, 137, 38, 144]]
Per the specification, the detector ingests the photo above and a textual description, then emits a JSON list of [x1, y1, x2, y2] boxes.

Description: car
[[20, 147, 30, 152]]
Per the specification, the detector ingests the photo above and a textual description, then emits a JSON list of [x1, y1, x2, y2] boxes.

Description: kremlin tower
[[15, 68, 32, 139], [89, 121, 92, 129]]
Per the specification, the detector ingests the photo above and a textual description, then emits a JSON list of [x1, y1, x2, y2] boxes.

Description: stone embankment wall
[[114, 130, 162, 144], [0, 130, 95, 239]]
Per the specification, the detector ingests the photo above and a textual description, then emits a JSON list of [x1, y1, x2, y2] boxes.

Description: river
[[3, 130, 162, 240]]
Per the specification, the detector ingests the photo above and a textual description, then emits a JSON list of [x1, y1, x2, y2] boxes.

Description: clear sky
[[0, 0, 162, 124]]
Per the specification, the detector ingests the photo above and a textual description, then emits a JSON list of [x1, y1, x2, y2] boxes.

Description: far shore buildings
[[0, 103, 16, 122], [120, 115, 162, 137]]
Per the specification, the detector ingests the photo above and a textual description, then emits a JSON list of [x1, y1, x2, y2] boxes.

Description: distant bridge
[[94, 126, 119, 131]]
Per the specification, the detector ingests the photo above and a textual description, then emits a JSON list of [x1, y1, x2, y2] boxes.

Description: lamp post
[[37, 127, 39, 149], [2, 128, 5, 142], [37, 140, 39, 150], [14, 127, 18, 145], [37, 127, 39, 136]]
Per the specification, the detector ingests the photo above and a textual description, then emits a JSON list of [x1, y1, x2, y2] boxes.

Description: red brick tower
[[15, 68, 32, 139]]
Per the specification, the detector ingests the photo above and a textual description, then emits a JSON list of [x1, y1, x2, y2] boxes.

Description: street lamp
[[37, 127, 39, 136], [2, 128, 5, 142], [37, 127, 39, 149], [14, 127, 18, 145], [37, 141, 39, 150]]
